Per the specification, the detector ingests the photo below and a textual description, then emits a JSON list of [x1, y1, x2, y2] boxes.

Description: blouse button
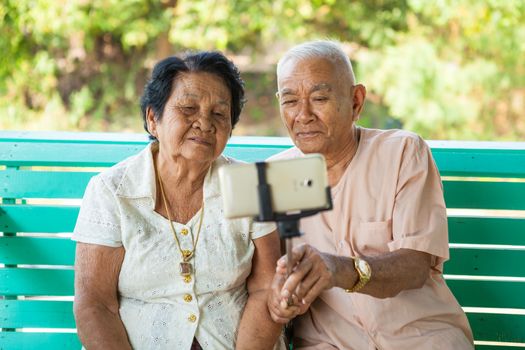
[[188, 314, 197, 323], [183, 275, 192, 283], [181, 228, 189, 235], [183, 294, 193, 303]]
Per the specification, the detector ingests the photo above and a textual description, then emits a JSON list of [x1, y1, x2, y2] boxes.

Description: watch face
[[358, 260, 371, 276]]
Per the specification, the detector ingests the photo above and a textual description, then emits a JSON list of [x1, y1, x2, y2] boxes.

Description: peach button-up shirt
[[271, 128, 473, 350]]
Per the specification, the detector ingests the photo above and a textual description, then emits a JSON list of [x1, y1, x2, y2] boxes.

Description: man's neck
[[325, 127, 360, 187]]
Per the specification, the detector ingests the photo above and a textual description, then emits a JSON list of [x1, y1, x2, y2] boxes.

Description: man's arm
[[268, 244, 431, 323], [236, 231, 283, 350], [74, 243, 132, 350]]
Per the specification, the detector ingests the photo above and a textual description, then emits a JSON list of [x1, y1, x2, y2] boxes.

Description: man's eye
[[313, 96, 328, 102], [282, 100, 297, 105], [213, 112, 225, 119]]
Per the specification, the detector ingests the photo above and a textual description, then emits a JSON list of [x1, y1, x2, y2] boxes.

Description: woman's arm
[[74, 242, 132, 350], [236, 230, 283, 350]]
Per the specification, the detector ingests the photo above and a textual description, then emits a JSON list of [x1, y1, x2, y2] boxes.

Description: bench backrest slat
[[447, 249, 525, 277], [467, 313, 525, 343], [432, 148, 525, 178], [0, 300, 75, 329], [0, 205, 79, 233], [447, 280, 525, 309], [448, 217, 525, 245], [443, 181, 525, 210], [0, 332, 81, 350], [0, 237, 75, 265], [0, 269, 74, 296], [2, 170, 98, 199]]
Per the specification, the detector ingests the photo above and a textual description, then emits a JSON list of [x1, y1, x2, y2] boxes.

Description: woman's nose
[[193, 112, 214, 132]]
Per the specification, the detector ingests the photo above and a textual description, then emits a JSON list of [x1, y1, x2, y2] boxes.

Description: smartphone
[[218, 154, 330, 219]]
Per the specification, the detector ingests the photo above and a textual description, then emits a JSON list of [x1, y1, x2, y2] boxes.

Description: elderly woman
[[72, 51, 284, 350]]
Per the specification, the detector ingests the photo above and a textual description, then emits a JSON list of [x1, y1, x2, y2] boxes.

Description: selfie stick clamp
[[255, 162, 333, 224]]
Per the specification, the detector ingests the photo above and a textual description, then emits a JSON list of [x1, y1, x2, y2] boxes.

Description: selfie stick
[[255, 162, 333, 304]]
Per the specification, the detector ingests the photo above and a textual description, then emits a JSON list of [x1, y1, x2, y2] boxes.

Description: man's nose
[[296, 99, 315, 123]]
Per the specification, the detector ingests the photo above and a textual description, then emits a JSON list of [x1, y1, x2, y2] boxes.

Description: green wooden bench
[[1, 131, 524, 350]]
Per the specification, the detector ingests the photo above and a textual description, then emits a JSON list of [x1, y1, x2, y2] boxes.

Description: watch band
[[345, 256, 371, 293]]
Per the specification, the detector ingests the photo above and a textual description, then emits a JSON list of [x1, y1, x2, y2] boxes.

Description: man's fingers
[[277, 243, 309, 267], [294, 271, 321, 300], [291, 243, 309, 260], [301, 278, 328, 305], [281, 259, 314, 298]]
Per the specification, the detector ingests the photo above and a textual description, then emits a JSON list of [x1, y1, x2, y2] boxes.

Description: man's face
[[277, 57, 363, 156]]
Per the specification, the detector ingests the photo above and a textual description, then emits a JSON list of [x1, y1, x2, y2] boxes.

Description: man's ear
[[146, 107, 158, 138], [351, 84, 367, 122]]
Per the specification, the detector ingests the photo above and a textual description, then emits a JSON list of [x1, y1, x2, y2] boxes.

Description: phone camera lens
[[301, 179, 313, 187]]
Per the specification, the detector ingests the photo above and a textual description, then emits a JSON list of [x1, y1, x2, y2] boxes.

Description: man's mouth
[[295, 131, 321, 139]]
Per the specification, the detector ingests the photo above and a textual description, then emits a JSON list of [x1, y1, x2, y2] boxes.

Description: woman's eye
[[213, 112, 225, 118], [180, 106, 196, 113]]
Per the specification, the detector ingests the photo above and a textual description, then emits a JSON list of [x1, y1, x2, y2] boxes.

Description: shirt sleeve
[[251, 220, 277, 240], [387, 136, 449, 271], [72, 175, 123, 247]]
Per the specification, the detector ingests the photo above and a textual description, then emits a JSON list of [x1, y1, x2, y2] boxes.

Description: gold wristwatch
[[345, 256, 371, 293]]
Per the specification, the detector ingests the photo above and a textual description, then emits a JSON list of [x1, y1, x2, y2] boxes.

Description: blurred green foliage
[[1, 0, 524, 139]]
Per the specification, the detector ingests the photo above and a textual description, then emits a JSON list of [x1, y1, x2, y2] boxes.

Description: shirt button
[[188, 314, 197, 323], [181, 228, 189, 235], [183, 275, 192, 283], [183, 294, 193, 303]]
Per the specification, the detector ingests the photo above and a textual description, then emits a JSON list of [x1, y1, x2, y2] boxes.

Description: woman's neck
[[153, 146, 210, 223], [154, 148, 211, 197]]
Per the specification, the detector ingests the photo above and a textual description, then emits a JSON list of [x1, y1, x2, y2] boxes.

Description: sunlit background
[[1, 0, 524, 140]]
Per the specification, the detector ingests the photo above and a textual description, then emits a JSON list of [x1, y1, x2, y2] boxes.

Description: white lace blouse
[[72, 143, 282, 349]]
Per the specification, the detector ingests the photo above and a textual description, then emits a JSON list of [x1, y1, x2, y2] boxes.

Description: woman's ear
[[146, 107, 158, 138]]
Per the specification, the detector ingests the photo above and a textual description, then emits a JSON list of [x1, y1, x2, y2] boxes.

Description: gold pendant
[[180, 262, 193, 276], [182, 250, 193, 260]]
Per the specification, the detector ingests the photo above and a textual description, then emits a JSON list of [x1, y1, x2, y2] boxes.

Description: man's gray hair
[[277, 40, 356, 84]]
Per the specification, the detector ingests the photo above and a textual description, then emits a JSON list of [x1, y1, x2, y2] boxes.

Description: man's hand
[[267, 243, 340, 323], [280, 244, 339, 304]]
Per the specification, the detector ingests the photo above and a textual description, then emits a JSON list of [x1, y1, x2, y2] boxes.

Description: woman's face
[[148, 72, 233, 165]]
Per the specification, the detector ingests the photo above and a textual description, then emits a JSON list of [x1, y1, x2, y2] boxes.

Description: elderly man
[[267, 40, 474, 350]]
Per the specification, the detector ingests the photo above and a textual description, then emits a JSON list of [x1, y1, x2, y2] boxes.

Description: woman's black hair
[[140, 51, 245, 140]]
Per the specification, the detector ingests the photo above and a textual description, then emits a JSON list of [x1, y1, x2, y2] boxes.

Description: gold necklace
[[156, 168, 205, 277]]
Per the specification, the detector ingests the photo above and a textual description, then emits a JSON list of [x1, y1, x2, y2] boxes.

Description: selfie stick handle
[[286, 239, 294, 305], [277, 220, 302, 305]]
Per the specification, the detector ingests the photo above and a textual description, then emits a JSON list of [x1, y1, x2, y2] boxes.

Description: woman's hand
[[267, 265, 305, 324]]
